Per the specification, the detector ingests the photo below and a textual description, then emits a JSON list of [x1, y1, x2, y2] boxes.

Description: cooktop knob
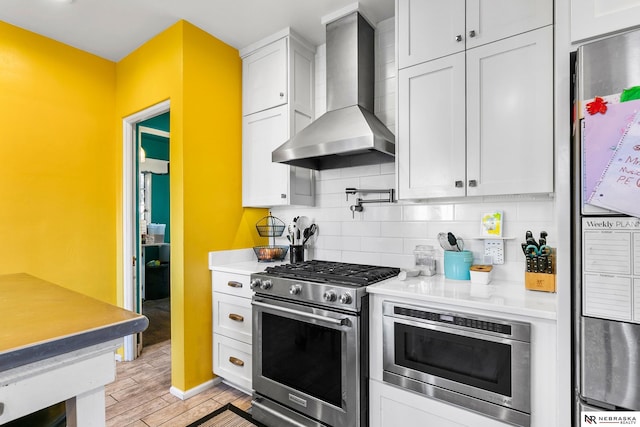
[[289, 284, 302, 295], [339, 293, 352, 304], [323, 289, 337, 302], [250, 279, 261, 289], [260, 280, 272, 290]]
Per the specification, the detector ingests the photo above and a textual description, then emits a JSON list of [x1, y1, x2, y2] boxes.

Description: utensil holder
[[290, 245, 304, 263], [444, 250, 473, 280]]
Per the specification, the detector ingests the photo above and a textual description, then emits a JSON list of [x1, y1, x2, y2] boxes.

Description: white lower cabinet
[[211, 269, 253, 393], [370, 379, 511, 427], [368, 293, 558, 427], [213, 334, 252, 393], [213, 292, 252, 345]]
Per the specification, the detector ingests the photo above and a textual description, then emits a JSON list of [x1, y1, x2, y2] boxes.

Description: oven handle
[[251, 398, 311, 427], [252, 300, 347, 326]]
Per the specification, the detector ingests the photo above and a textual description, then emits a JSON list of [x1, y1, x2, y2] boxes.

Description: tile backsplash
[[270, 18, 556, 282]]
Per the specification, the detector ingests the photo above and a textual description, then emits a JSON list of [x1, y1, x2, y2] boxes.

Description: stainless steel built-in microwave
[[382, 302, 531, 427]]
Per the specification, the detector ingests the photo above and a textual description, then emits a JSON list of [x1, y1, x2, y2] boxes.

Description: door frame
[[122, 99, 170, 361]]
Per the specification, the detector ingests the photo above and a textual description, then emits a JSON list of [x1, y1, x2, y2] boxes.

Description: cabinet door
[[288, 40, 315, 207], [290, 38, 314, 121], [466, 26, 553, 197], [571, 0, 640, 42], [242, 105, 289, 207], [397, 53, 466, 199], [466, 0, 553, 49], [397, 0, 465, 69], [242, 37, 287, 116]]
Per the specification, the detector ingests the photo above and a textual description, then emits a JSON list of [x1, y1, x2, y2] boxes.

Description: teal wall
[[139, 112, 170, 242]]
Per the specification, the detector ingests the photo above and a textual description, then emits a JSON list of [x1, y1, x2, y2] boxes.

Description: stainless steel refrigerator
[[572, 27, 640, 422]]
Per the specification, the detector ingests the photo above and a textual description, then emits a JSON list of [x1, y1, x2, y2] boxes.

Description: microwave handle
[[252, 300, 347, 326]]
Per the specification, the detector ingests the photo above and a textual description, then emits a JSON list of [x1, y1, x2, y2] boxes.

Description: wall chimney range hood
[[271, 11, 396, 170]]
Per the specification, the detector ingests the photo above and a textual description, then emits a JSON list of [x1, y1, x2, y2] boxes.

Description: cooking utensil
[[288, 222, 297, 244], [446, 232, 464, 251], [302, 223, 317, 245], [438, 233, 456, 251]]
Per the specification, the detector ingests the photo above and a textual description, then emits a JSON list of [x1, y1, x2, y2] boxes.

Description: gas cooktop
[[262, 260, 400, 287]]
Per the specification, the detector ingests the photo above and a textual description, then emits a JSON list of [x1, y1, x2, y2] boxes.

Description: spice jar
[[414, 245, 436, 276]]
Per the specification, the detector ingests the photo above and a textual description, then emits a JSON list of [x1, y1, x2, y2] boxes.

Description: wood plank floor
[[105, 340, 252, 427]]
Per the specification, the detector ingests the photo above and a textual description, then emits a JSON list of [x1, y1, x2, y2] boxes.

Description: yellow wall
[[0, 21, 117, 302], [116, 21, 265, 391], [1, 18, 265, 393]]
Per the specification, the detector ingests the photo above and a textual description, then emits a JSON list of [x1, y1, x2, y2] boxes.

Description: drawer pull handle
[[229, 356, 245, 367], [0, 402, 3, 416], [228, 313, 244, 322], [227, 281, 243, 288]]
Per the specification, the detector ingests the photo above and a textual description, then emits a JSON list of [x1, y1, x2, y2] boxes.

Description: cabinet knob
[[279, 92, 284, 98], [281, 194, 287, 199], [469, 30, 476, 38], [455, 35, 463, 42], [229, 356, 245, 367], [468, 179, 478, 187], [455, 180, 464, 188]]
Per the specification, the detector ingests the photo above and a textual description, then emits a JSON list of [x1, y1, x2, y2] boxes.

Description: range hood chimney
[[272, 11, 396, 170]]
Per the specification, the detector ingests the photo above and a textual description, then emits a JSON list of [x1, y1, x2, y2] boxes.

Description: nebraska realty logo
[[582, 412, 640, 425]]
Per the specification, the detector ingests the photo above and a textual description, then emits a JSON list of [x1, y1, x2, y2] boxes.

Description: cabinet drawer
[[213, 334, 252, 393], [212, 270, 253, 299], [213, 293, 252, 344]]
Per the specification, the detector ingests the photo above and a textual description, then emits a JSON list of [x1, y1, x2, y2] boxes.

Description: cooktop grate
[[263, 260, 400, 287]]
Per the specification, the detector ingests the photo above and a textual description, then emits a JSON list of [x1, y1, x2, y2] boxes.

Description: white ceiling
[[0, 0, 394, 61]]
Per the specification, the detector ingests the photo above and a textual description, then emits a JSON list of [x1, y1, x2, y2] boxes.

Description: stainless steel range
[[250, 260, 400, 427]]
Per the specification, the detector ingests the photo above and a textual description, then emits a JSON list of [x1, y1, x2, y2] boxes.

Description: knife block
[[525, 272, 556, 292]]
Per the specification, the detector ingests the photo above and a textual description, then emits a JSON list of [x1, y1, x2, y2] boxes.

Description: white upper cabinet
[[571, 0, 640, 42], [241, 29, 315, 207], [397, 0, 465, 68], [398, 53, 467, 199], [242, 105, 290, 207], [397, 0, 554, 200], [466, 27, 554, 197], [397, 0, 552, 69], [242, 38, 287, 116]]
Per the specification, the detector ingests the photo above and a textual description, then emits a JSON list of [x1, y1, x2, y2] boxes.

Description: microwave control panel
[[393, 306, 513, 335]]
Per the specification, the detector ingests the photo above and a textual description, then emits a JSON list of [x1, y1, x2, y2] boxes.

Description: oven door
[[252, 295, 362, 427], [382, 312, 530, 419]]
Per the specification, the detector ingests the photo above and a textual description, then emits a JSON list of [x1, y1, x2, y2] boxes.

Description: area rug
[[186, 403, 266, 427]]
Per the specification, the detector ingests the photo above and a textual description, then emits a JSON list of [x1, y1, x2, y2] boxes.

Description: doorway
[[139, 120, 171, 347], [122, 100, 170, 361]]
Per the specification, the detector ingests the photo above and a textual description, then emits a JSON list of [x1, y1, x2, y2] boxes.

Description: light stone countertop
[[367, 274, 557, 320]]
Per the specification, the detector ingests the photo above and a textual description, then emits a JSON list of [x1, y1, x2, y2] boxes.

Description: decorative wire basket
[[253, 245, 289, 262], [254, 213, 287, 262], [255, 214, 286, 237]]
